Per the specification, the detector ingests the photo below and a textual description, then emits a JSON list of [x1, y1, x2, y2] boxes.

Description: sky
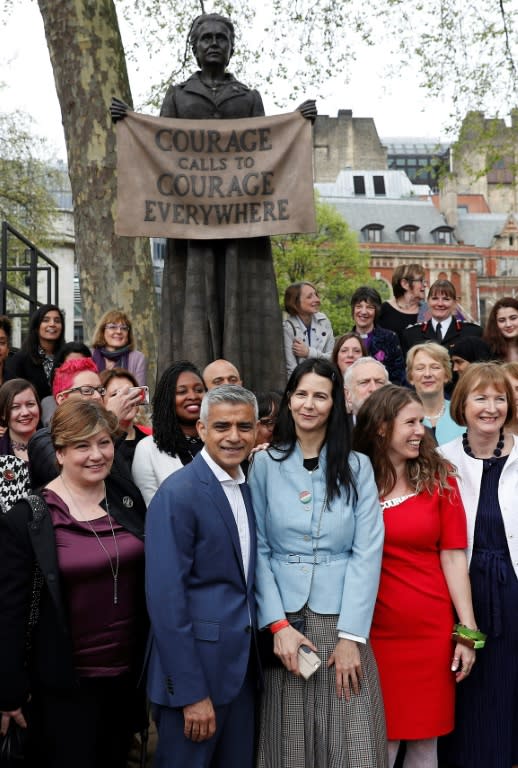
[[0, 1, 452, 162]]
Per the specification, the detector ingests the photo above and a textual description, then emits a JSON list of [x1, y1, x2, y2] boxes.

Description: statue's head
[[189, 13, 235, 69]]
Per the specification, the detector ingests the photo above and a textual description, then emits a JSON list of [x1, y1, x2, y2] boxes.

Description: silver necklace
[[61, 477, 120, 605]]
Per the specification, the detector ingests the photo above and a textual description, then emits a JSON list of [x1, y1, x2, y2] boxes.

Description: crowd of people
[[0, 267, 517, 768]]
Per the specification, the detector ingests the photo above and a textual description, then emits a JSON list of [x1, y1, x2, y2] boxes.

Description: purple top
[[43, 488, 145, 677]]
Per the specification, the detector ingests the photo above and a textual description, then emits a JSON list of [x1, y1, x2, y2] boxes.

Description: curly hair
[[483, 297, 518, 360], [152, 360, 206, 463], [353, 384, 454, 497]]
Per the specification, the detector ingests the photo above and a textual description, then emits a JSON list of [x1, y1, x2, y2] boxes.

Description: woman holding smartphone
[[249, 359, 386, 767]]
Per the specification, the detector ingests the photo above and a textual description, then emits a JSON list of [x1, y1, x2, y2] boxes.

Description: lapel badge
[[299, 490, 312, 505], [123, 496, 134, 508], [3, 469, 16, 482]]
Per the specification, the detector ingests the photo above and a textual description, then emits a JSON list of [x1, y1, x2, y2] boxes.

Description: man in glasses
[[28, 358, 144, 489]]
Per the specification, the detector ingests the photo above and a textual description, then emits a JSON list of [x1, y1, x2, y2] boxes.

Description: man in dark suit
[[145, 385, 258, 768], [402, 279, 482, 358]]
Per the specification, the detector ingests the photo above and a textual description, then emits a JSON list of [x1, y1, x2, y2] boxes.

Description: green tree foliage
[[0, 107, 58, 245], [272, 198, 386, 334]]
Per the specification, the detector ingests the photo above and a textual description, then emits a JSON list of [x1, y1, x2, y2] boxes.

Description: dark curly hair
[[152, 360, 206, 464]]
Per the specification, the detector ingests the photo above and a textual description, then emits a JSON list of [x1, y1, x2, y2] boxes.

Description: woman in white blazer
[[439, 362, 518, 768], [283, 282, 334, 378], [249, 358, 386, 767], [132, 361, 205, 506]]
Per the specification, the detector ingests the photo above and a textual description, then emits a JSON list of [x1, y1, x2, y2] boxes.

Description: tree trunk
[[37, 0, 158, 386]]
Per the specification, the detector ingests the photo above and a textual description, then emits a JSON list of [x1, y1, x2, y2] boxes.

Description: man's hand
[[183, 697, 216, 742]]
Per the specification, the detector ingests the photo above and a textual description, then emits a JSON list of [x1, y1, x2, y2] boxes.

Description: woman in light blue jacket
[[249, 358, 387, 767]]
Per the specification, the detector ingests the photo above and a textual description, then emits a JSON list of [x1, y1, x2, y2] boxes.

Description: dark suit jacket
[[145, 452, 257, 709], [402, 318, 483, 357], [4, 351, 53, 401], [0, 477, 146, 712]]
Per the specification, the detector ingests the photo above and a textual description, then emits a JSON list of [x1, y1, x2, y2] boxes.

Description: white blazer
[[131, 435, 183, 507], [440, 434, 518, 579]]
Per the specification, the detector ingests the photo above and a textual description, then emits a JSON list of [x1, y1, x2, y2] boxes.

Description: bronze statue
[[112, 13, 316, 390]]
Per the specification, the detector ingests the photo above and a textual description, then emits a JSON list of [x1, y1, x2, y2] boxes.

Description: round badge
[[4, 469, 16, 482], [299, 490, 312, 504], [122, 496, 134, 508]]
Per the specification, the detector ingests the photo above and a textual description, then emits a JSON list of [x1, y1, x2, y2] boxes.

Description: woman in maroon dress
[[354, 385, 477, 768]]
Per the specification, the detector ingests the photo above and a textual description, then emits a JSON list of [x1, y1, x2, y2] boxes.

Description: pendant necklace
[[61, 477, 120, 605]]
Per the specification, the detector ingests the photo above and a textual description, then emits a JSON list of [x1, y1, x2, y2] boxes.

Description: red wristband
[[269, 619, 289, 634]]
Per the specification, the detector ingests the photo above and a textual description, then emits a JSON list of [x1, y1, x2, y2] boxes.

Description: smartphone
[[128, 386, 149, 405], [297, 645, 321, 680]]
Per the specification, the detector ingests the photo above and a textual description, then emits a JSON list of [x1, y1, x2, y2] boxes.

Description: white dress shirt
[[201, 447, 250, 580]]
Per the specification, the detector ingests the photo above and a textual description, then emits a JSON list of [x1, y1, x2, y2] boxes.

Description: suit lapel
[[193, 455, 248, 584]]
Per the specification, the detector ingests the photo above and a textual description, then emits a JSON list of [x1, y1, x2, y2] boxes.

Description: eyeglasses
[[60, 386, 106, 398], [409, 278, 428, 286], [259, 417, 276, 428], [105, 323, 130, 332]]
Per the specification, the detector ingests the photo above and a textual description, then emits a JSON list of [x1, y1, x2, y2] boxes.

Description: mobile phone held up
[[129, 386, 149, 405], [297, 645, 321, 680]]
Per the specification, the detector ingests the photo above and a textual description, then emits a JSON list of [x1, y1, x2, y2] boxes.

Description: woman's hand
[[296, 99, 317, 123], [451, 642, 476, 682], [1, 708, 27, 736], [292, 338, 309, 358], [273, 625, 317, 675], [110, 97, 131, 123], [327, 638, 363, 700]]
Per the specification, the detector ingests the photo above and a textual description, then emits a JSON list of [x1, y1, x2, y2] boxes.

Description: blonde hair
[[406, 342, 452, 383], [51, 399, 119, 450]]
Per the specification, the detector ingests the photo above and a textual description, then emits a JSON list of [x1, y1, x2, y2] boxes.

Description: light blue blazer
[[248, 444, 384, 638]]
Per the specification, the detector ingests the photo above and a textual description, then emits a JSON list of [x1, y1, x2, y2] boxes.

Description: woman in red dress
[[354, 385, 477, 768]]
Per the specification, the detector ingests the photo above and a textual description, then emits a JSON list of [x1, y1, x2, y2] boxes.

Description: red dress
[[370, 478, 467, 740]]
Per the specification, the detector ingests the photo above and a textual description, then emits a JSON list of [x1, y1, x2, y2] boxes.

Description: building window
[[373, 176, 386, 196], [362, 225, 383, 243], [432, 227, 454, 245], [400, 228, 417, 243], [353, 175, 366, 195]]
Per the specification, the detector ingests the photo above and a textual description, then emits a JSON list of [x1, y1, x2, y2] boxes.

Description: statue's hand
[[297, 99, 317, 123], [110, 97, 131, 123]]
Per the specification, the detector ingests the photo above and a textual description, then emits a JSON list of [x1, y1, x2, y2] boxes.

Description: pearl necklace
[[60, 477, 120, 605], [424, 403, 445, 422]]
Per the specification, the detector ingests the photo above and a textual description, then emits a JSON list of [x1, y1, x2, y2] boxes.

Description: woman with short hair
[[406, 342, 464, 445], [0, 399, 147, 768], [283, 282, 335, 377], [350, 286, 405, 384], [440, 363, 518, 768], [91, 310, 147, 386], [378, 264, 427, 344]]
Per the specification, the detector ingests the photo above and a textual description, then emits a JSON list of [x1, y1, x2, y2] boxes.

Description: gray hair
[[199, 384, 258, 424], [343, 356, 389, 390]]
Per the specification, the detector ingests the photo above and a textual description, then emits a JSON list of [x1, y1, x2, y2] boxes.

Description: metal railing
[[0, 221, 59, 322]]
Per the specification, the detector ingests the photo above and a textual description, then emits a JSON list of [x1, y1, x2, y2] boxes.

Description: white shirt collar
[[200, 446, 245, 485]]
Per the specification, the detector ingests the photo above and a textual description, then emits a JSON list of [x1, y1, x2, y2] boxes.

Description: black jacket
[[0, 475, 146, 712], [401, 318, 483, 357]]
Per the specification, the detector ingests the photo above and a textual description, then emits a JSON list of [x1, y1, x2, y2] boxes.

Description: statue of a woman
[[113, 13, 316, 390]]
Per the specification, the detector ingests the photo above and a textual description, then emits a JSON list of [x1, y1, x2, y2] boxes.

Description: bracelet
[[270, 619, 289, 634], [452, 623, 487, 650]]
